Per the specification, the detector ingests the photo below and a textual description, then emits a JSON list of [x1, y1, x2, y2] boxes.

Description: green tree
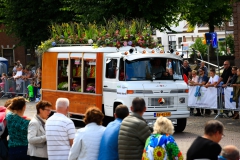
[[226, 34, 234, 55], [62, 0, 184, 31], [191, 37, 207, 56], [0, 0, 74, 57], [182, 0, 237, 58]]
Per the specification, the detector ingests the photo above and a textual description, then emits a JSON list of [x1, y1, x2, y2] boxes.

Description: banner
[[188, 86, 218, 108], [224, 87, 240, 110]]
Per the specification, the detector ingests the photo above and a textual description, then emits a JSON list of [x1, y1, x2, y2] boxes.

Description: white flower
[[62, 83, 68, 88], [88, 39, 93, 44]]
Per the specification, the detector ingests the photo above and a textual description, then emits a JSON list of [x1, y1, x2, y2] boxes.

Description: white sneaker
[[35, 98, 40, 102]]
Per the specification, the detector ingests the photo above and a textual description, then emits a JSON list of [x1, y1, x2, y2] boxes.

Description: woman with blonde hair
[[189, 70, 199, 85], [142, 116, 183, 160]]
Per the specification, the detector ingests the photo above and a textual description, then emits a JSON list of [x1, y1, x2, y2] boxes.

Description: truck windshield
[[119, 58, 183, 81]]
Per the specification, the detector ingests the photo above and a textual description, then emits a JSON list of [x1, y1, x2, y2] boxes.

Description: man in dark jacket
[[118, 97, 151, 160]]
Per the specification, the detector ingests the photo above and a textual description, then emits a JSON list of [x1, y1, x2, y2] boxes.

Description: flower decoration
[[86, 84, 95, 93], [37, 19, 161, 56]]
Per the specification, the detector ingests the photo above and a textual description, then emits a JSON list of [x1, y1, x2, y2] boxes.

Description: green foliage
[[37, 19, 161, 55], [226, 34, 234, 55], [182, 0, 235, 32], [191, 37, 207, 56], [0, 0, 74, 51], [217, 34, 234, 56], [61, 0, 184, 31]]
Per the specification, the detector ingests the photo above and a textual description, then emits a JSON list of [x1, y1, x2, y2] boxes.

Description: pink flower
[[123, 41, 127, 46]]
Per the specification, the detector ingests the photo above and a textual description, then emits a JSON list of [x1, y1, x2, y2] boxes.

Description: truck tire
[[175, 118, 187, 132]]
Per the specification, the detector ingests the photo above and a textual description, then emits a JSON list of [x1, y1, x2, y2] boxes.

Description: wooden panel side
[[95, 52, 103, 94], [42, 90, 102, 114], [42, 52, 58, 90], [42, 90, 56, 109]]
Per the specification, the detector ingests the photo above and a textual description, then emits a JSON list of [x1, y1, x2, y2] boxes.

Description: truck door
[[103, 58, 118, 116]]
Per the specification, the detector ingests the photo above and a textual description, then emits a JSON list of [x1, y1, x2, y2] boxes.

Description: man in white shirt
[[46, 98, 75, 160]]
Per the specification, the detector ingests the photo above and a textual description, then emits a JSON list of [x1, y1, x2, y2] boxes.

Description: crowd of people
[[183, 60, 240, 119], [0, 97, 239, 160], [0, 60, 42, 102]]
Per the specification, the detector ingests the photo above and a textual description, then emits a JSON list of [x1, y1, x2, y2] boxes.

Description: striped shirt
[[46, 113, 75, 160]]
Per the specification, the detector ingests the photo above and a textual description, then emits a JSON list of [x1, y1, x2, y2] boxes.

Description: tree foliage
[[0, 0, 74, 50], [191, 37, 207, 56], [62, 0, 184, 31], [182, 0, 235, 32]]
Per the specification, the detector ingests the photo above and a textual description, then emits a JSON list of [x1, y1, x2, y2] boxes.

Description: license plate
[[154, 112, 171, 117]]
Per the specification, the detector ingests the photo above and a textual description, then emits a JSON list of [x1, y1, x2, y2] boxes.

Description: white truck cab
[[102, 47, 189, 132]]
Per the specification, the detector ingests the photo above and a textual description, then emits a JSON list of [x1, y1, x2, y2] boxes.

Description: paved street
[[1, 98, 240, 159]]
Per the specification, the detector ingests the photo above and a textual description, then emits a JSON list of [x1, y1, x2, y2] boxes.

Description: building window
[[178, 37, 183, 49], [2, 49, 14, 66], [157, 37, 162, 44], [229, 19, 234, 26], [168, 35, 176, 50]]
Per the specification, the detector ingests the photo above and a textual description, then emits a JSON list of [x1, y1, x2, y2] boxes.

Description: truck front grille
[[148, 97, 174, 108]]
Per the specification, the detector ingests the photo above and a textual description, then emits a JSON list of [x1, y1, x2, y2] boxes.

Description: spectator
[[225, 66, 238, 87], [27, 80, 34, 102], [69, 107, 105, 160], [205, 69, 220, 115], [189, 70, 199, 85], [0, 73, 7, 91], [22, 67, 34, 80], [27, 101, 52, 160], [0, 100, 11, 160], [215, 60, 233, 87], [200, 61, 208, 77], [181, 60, 192, 79], [13, 65, 23, 92], [12, 62, 18, 74], [142, 116, 183, 160], [194, 67, 208, 116], [35, 78, 41, 102], [189, 70, 199, 115], [98, 105, 129, 160], [118, 97, 151, 160], [6, 97, 31, 160], [187, 120, 224, 160], [231, 68, 240, 119], [219, 145, 239, 160], [45, 98, 75, 160], [16, 60, 23, 67]]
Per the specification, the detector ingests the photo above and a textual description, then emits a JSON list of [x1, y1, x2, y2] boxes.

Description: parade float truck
[[42, 46, 189, 132]]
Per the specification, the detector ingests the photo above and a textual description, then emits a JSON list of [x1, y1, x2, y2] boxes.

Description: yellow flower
[[153, 146, 165, 159]]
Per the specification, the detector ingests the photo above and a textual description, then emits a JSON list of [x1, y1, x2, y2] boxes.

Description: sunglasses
[[223, 64, 228, 66]]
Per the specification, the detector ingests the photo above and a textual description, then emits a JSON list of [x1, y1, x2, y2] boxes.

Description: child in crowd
[[27, 80, 34, 102], [0, 73, 7, 92]]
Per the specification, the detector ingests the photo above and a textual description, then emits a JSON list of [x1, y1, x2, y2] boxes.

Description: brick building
[[233, 2, 240, 67], [0, 25, 26, 70]]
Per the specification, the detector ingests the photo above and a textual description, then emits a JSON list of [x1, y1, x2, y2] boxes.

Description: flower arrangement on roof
[[37, 18, 160, 56]]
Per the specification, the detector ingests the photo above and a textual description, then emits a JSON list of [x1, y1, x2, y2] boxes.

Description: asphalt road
[[1, 99, 240, 159]]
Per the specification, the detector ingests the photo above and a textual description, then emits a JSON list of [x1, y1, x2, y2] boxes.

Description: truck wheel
[[175, 118, 187, 132]]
